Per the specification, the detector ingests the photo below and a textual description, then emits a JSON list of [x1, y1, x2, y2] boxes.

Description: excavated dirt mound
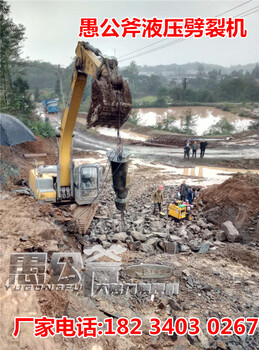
[[148, 134, 219, 147], [0, 137, 57, 184], [0, 137, 98, 188], [148, 134, 190, 147], [218, 158, 259, 170], [200, 173, 259, 241]]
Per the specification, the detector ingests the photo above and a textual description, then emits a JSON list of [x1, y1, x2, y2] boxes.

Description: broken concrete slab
[[160, 241, 178, 254], [177, 226, 188, 237], [202, 229, 214, 240], [44, 240, 58, 252], [146, 237, 159, 246], [215, 230, 227, 242], [189, 224, 201, 234], [197, 218, 207, 228], [102, 241, 112, 249], [134, 217, 144, 226], [169, 234, 181, 242], [188, 239, 200, 252], [199, 243, 210, 254], [150, 221, 164, 231], [140, 243, 155, 255], [180, 244, 190, 252], [168, 297, 183, 311], [151, 231, 168, 239], [19, 235, 29, 241], [111, 232, 128, 242], [130, 230, 147, 242], [127, 240, 141, 251], [222, 221, 240, 242]]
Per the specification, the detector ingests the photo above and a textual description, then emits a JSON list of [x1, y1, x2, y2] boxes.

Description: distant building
[[139, 71, 156, 76]]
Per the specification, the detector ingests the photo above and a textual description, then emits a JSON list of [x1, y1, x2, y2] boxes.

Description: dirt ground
[[200, 173, 259, 241], [0, 136, 259, 350]]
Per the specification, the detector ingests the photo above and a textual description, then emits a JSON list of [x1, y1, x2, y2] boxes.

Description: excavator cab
[[73, 163, 100, 205]]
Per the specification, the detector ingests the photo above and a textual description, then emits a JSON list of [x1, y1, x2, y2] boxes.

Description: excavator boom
[[58, 41, 132, 198]]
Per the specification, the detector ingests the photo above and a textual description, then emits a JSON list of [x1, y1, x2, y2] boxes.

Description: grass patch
[[133, 95, 157, 104], [20, 117, 56, 138]]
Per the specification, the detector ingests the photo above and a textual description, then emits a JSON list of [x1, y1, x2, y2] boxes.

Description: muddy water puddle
[[134, 106, 255, 135], [166, 165, 259, 186], [131, 159, 259, 186]]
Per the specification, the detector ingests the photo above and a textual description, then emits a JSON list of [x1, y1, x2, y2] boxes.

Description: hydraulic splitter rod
[[107, 147, 130, 230]]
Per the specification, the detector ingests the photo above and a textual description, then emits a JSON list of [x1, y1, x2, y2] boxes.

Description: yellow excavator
[[29, 42, 132, 232]]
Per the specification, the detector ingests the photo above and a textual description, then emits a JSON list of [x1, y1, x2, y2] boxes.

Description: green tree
[[0, 0, 26, 109], [182, 78, 187, 90], [182, 110, 197, 134], [251, 64, 259, 79], [163, 113, 176, 130], [155, 87, 168, 106], [10, 77, 34, 115], [34, 86, 40, 102], [54, 78, 61, 100], [128, 111, 140, 125], [145, 74, 162, 96], [122, 61, 139, 86], [195, 64, 206, 89], [196, 64, 205, 79], [207, 118, 235, 135]]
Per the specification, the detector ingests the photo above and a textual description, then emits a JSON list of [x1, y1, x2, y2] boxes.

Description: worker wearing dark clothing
[[187, 188, 196, 204], [180, 181, 188, 201], [187, 187, 192, 204], [200, 141, 208, 158], [192, 141, 198, 158], [184, 145, 190, 160]]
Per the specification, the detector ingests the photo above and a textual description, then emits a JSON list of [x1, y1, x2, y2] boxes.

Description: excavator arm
[[57, 41, 132, 200]]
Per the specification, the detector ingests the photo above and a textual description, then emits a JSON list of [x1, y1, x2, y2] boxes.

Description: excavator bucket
[[87, 58, 132, 129]]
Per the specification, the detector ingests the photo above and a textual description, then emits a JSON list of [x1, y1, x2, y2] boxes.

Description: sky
[[8, 0, 259, 68]]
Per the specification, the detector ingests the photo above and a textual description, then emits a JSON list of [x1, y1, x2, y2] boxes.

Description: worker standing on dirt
[[192, 141, 198, 158], [180, 180, 188, 201], [187, 187, 196, 204], [184, 140, 190, 160], [152, 185, 164, 214], [200, 140, 208, 158]]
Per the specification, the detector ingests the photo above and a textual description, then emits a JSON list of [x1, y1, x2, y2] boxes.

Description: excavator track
[[73, 203, 99, 234]]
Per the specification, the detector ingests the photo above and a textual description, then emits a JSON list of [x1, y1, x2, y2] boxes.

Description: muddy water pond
[[134, 106, 255, 135], [167, 165, 259, 186]]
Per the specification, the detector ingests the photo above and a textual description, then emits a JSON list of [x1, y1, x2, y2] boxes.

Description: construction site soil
[[0, 136, 259, 350], [200, 173, 259, 242]]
